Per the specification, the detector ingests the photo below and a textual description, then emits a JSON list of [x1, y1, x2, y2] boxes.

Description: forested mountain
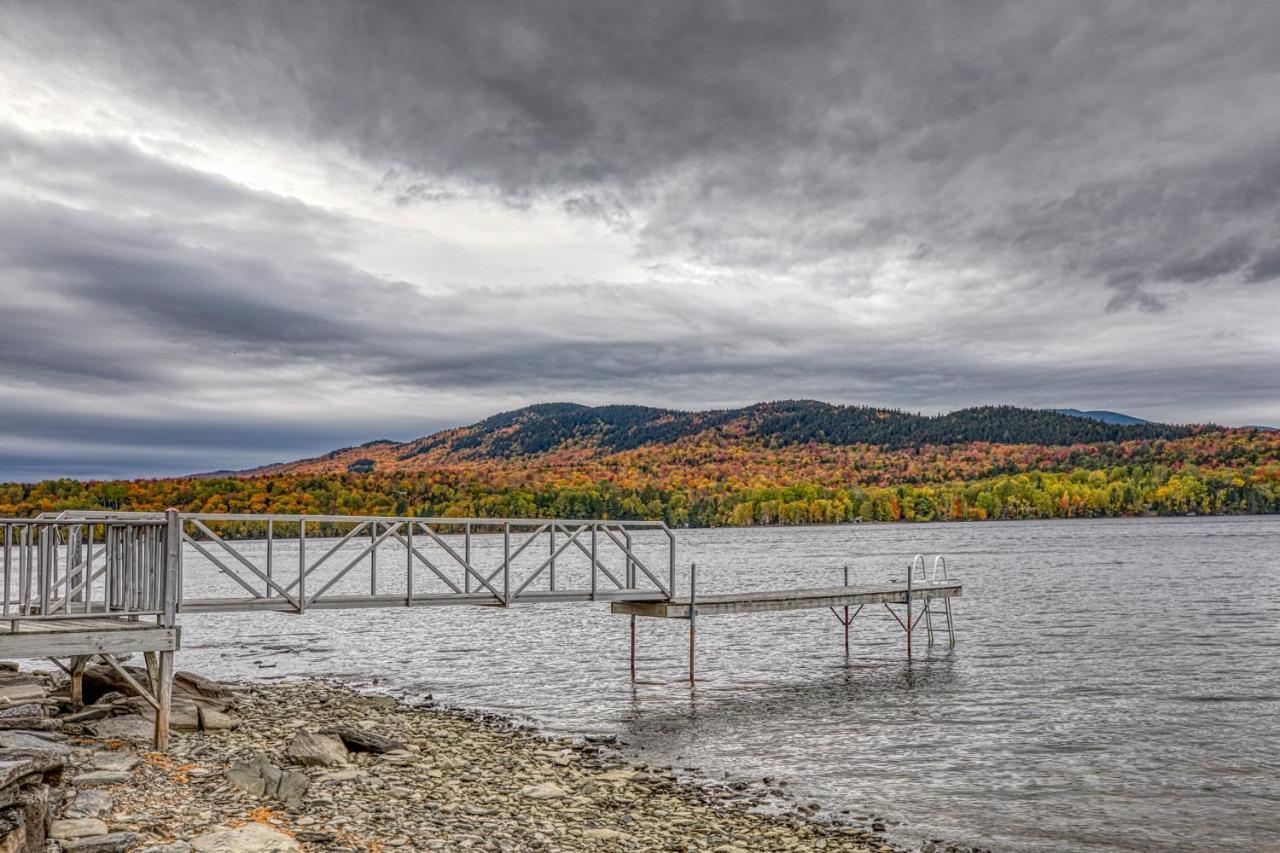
[[5, 402, 1277, 527], [1054, 408, 1151, 426], [257, 401, 1195, 474]]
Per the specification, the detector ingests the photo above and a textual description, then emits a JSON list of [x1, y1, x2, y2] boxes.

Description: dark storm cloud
[[1, 0, 1279, 478]]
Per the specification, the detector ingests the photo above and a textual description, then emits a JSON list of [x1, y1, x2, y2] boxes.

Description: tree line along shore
[[4, 436, 1278, 528]]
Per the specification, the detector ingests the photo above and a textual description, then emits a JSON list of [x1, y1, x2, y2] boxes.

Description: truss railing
[[38, 512, 676, 614]]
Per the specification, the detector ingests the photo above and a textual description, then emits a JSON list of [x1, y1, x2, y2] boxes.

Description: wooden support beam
[[69, 655, 88, 706], [0, 627, 178, 659], [154, 649, 173, 751]]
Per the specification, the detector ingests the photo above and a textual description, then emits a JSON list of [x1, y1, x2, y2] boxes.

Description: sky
[[2, 1, 1279, 480]]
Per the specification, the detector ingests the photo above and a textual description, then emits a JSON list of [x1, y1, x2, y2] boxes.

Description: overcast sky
[[2, 1, 1279, 480]]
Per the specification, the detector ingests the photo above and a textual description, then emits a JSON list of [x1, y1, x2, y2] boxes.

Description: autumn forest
[[4, 402, 1278, 526]]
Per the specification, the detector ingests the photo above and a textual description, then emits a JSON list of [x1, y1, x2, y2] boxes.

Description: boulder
[[0, 781, 49, 853], [320, 726, 405, 754], [79, 667, 145, 705], [125, 695, 200, 732], [172, 672, 235, 707], [188, 823, 301, 852], [225, 756, 308, 809], [197, 707, 240, 731], [283, 732, 347, 767]]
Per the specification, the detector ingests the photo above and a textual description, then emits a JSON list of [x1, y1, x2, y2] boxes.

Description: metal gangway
[[1, 510, 961, 749]]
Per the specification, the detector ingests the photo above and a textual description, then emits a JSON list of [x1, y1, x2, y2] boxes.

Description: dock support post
[[842, 565, 850, 658], [155, 508, 180, 751], [687, 562, 697, 686], [905, 560, 913, 660], [629, 615, 636, 679], [154, 649, 173, 751], [69, 655, 87, 706]]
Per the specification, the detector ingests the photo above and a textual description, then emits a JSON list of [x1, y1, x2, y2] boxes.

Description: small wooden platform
[[0, 618, 180, 658], [611, 581, 961, 618]]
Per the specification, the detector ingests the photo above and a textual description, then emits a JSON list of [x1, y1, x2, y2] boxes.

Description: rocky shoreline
[[0, 665, 982, 852]]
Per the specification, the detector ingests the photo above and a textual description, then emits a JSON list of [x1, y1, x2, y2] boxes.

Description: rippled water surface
[[175, 516, 1280, 851]]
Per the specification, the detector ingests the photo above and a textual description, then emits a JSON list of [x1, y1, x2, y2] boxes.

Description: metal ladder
[[914, 554, 956, 648]]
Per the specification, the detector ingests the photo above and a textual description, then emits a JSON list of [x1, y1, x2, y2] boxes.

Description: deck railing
[[0, 516, 178, 624], [33, 512, 677, 614]]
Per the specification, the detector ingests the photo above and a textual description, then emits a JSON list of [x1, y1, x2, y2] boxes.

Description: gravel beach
[[3, 668, 986, 852]]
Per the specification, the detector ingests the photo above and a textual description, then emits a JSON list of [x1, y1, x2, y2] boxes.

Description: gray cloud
[[1, 0, 1279, 479]]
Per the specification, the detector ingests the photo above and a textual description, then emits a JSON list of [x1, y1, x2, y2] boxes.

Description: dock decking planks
[[611, 581, 961, 618]]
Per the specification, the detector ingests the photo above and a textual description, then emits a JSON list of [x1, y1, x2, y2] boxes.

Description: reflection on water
[[176, 516, 1280, 852]]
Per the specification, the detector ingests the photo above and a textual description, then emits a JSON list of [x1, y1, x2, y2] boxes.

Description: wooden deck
[[611, 581, 961, 618], [0, 617, 179, 658]]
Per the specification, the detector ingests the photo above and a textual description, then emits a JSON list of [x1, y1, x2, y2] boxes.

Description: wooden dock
[[2, 511, 962, 749], [0, 618, 178, 659]]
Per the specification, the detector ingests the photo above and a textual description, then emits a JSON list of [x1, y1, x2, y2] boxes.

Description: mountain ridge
[[245, 400, 1202, 477]]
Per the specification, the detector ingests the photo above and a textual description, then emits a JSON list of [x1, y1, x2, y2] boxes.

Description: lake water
[[173, 516, 1280, 852]]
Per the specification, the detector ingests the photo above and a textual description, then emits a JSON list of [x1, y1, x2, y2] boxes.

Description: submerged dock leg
[[629, 615, 636, 679], [687, 562, 697, 686], [842, 565, 850, 657], [906, 598, 913, 660]]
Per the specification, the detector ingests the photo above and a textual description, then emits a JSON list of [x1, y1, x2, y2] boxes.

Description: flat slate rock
[[84, 715, 153, 742], [71, 769, 132, 786], [64, 787, 113, 820], [51, 817, 110, 840], [0, 676, 48, 704], [0, 730, 73, 755], [0, 716, 61, 730], [62, 832, 138, 852], [188, 823, 301, 852], [88, 750, 140, 772]]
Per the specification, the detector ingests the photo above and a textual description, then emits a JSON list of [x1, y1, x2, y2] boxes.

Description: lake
[[174, 515, 1280, 852]]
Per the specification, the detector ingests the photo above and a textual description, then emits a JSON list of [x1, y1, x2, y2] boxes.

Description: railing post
[[549, 525, 556, 591], [464, 523, 471, 594], [266, 519, 273, 598], [370, 521, 378, 596], [298, 519, 307, 614], [623, 529, 634, 589], [502, 523, 510, 605], [590, 524, 598, 600], [668, 530, 676, 600], [2, 524, 10, 618], [405, 522, 414, 606], [163, 510, 181, 627]]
